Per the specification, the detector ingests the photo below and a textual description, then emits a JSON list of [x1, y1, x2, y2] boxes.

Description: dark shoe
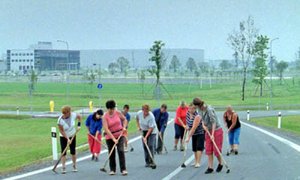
[[145, 164, 150, 168], [91, 155, 95, 161], [235, 150, 238, 155], [216, 164, 223, 172], [205, 168, 214, 174], [95, 157, 99, 162]]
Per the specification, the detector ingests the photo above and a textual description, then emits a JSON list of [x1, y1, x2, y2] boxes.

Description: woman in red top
[[102, 100, 128, 176], [174, 101, 189, 151]]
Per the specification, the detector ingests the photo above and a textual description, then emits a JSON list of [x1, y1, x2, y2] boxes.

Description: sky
[[0, 0, 299, 61]]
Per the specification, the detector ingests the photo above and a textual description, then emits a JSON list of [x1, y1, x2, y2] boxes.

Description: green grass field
[[0, 79, 299, 112], [252, 115, 300, 136], [0, 114, 137, 174]]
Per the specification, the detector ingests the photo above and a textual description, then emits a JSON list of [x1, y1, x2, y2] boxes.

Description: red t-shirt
[[174, 106, 189, 127]]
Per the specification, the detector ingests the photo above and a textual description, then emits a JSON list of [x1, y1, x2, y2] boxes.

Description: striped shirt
[[186, 111, 204, 135]]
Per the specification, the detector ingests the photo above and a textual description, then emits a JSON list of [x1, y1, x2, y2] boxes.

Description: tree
[[296, 47, 300, 70], [148, 40, 165, 86], [252, 35, 269, 96], [169, 55, 181, 73], [276, 61, 288, 85], [198, 61, 210, 75], [186, 57, 197, 72], [28, 70, 38, 96], [108, 62, 119, 75], [117, 57, 130, 76], [148, 40, 172, 100], [219, 60, 232, 71], [228, 16, 258, 101]]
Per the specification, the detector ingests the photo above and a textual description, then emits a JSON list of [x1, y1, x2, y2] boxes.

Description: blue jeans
[[228, 128, 241, 145]]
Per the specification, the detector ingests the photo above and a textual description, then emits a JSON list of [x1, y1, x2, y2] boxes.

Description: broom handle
[[53, 129, 79, 171]]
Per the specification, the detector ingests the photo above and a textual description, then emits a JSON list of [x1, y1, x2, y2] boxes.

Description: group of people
[[56, 97, 241, 176]]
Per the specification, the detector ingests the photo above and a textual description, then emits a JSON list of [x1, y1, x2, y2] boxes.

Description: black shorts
[[192, 134, 205, 152], [174, 124, 185, 139], [60, 136, 76, 156]]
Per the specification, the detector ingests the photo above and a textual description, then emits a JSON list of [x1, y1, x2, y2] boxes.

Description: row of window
[[11, 59, 34, 62], [11, 53, 34, 56], [19, 65, 33, 70]]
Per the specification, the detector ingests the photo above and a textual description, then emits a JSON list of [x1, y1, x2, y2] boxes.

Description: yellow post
[[89, 101, 93, 112], [50, 100, 54, 112]]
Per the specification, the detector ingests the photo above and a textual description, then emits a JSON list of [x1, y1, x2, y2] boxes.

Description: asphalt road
[[4, 110, 300, 180]]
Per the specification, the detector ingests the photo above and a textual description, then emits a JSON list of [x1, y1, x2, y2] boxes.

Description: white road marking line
[[241, 121, 300, 153], [162, 155, 194, 180], [5, 119, 175, 180]]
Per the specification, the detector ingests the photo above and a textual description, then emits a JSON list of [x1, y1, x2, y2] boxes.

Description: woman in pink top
[[102, 100, 128, 176], [174, 101, 189, 151]]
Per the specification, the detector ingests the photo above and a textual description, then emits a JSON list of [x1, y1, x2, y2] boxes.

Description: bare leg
[[208, 155, 213, 168], [61, 156, 66, 168], [72, 155, 77, 167]]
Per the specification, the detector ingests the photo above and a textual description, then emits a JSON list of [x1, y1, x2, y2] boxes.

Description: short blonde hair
[[142, 104, 150, 111], [61, 106, 71, 114]]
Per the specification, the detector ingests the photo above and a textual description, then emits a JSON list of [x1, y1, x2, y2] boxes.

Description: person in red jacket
[[173, 101, 189, 151]]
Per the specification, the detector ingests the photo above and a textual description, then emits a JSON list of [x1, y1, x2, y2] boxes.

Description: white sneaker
[[195, 163, 200, 168], [124, 147, 128, 152], [61, 167, 66, 174], [109, 171, 116, 175], [72, 165, 78, 172]]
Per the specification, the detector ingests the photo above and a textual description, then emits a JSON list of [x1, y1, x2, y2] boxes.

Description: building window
[[31, 59, 33, 62], [23, 59, 25, 62], [27, 66, 29, 69], [30, 53, 33, 56], [19, 53, 22, 56], [27, 53, 29, 56], [27, 59, 29, 62], [31, 66, 33, 70], [11, 53, 14, 56], [23, 66, 26, 70], [12, 60, 14, 62], [19, 66, 22, 70]]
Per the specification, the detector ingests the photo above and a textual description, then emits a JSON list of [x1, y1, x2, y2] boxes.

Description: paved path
[[3, 110, 300, 180]]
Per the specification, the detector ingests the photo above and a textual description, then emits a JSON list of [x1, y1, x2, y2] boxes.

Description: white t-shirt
[[57, 112, 77, 137], [136, 110, 157, 134]]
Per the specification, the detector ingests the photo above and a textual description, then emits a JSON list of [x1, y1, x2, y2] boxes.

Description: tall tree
[[228, 16, 258, 100], [275, 61, 288, 85], [28, 70, 38, 96], [169, 55, 181, 73], [186, 57, 197, 72], [252, 35, 269, 96], [117, 57, 130, 75], [198, 61, 210, 74], [296, 47, 300, 70], [108, 62, 119, 75], [148, 40, 165, 86]]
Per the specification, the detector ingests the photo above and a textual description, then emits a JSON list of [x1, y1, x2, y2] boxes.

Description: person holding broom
[[193, 97, 224, 174], [186, 103, 205, 168], [136, 104, 157, 168], [102, 100, 128, 176], [57, 105, 82, 174], [85, 109, 103, 162], [152, 104, 169, 154]]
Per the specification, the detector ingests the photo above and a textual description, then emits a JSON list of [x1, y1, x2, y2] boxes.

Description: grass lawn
[[0, 114, 137, 175], [0, 79, 299, 112], [252, 115, 300, 136]]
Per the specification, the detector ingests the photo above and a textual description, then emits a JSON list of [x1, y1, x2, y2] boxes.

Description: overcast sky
[[0, 0, 299, 61]]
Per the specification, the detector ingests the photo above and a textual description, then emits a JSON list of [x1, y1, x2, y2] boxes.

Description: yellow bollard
[[50, 100, 54, 113], [89, 101, 93, 112]]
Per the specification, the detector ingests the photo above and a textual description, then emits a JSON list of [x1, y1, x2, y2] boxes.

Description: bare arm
[[118, 111, 127, 130], [58, 125, 68, 140], [187, 115, 201, 141], [228, 113, 237, 132], [136, 116, 141, 131]]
